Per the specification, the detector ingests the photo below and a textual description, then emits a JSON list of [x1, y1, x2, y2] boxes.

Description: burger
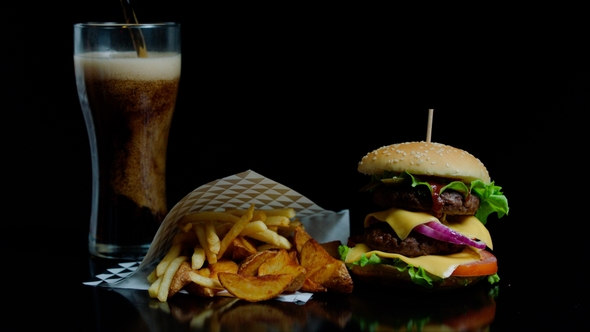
[[339, 141, 509, 290]]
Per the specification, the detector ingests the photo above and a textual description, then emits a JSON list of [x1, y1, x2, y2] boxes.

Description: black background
[[5, 1, 589, 330]]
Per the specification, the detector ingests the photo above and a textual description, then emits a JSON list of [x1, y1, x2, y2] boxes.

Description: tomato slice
[[451, 250, 498, 277]]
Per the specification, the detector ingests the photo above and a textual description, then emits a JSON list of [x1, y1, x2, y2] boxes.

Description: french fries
[[217, 204, 255, 258], [155, 242, 182, 277], [156, 255, 188, 301], [147, 205, 353, 302], [195, 222, 217, 264], [189, 270, 224, 289], [191, 246, 206, 269]]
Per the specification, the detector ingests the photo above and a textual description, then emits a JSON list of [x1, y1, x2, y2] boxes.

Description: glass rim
[[74, 22, 179, 29]]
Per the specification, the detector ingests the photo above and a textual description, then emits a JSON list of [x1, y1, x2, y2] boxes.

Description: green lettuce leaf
[[470, 180, 509, 224], [376, 171, 509, 224], [339, 245, 500, 288], [338, 244, 350, 262], [339, 244, 438, 288], [394, 260, 437, 288], [487, 273, 500, 285]]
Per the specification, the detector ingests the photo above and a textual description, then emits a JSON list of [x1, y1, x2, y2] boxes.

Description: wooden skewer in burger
[[340, 110, 509, 290]]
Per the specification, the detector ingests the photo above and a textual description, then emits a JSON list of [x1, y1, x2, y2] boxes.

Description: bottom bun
[[350, 264, 486, 292]]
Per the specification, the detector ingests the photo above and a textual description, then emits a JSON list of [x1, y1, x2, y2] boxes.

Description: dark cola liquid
[[75, 52, 180, 259]]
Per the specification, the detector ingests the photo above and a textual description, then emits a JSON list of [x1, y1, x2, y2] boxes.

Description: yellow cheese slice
[[364, 208, 438, 239], [345, 243, 482, 278], [352, 208, 494, 277], [364, 208, 493, 249]]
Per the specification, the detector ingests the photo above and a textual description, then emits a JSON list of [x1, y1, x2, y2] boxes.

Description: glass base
[[89, 234, 150, 260]]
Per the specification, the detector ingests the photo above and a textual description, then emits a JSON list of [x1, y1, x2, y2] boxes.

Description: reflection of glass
[[74, 23, 181, 259]]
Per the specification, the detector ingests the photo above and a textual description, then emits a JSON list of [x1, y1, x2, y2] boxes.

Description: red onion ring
[[414, 221, 487, 249]]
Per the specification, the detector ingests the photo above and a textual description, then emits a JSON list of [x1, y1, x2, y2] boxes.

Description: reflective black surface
[[8, 2, 589, 331], [15, 244, 584, 331]]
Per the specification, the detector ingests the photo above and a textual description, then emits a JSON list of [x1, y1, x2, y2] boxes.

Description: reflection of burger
[[348, 282, 499, 330], [340, 142, 509, 290]]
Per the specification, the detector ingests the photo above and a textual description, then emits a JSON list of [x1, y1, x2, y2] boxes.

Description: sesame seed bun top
[[357, 141, 491, 183]]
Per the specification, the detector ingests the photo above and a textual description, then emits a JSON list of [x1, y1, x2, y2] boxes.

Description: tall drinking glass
[[74, 23, 181, 259]]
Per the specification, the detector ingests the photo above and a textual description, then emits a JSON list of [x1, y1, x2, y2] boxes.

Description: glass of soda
[[74, 23, 181, 260]]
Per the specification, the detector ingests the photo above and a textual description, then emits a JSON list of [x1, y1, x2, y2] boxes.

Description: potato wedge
[[320, 260, 354, 294], [300, 276, 327, 293], [306, 261, 354, 294], [230, 236, 258, 261], [299, 238, 335, 277], [321, 240, 343, 260], [157, 256, 188, 301], [293, 226, 312, 253], [258, 249, 307, 293], [238, 250, 278, 276], [298, 236, 353, 294], [209, 259, 239, 279], [218, 273, 294, 302], [168, 261, 192, 298]]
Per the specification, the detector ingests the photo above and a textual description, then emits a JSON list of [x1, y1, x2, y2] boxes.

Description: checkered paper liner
[[84, 169, 350, 295], [84, 261, 141, 287]]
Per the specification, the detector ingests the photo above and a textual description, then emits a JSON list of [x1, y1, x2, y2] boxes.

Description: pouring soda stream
[[119, 0, 148, 58]]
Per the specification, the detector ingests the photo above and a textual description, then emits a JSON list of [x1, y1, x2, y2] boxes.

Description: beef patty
[[360, 222, 465, 257], [373, 185, 480, 218]]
